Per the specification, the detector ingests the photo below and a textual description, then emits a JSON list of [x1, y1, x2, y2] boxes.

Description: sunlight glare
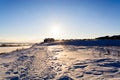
[[50, 26, 61, 38]]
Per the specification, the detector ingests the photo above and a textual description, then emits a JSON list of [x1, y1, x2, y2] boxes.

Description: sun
[[51, 27, 60, 34], [50, 26, 61, 38]]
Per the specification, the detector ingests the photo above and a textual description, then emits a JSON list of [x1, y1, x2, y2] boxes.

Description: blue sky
[[0, 0, 120, 42]]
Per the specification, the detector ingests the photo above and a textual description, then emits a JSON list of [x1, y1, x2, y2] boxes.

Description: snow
[[0, 42, 120, 80], [0, 46, 31, 53]]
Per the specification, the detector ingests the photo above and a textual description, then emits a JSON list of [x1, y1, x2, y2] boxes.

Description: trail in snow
[[0, 44, 120, 80]]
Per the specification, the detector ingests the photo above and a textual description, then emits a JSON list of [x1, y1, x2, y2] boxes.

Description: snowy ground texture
[[0, 42, 120, 80]]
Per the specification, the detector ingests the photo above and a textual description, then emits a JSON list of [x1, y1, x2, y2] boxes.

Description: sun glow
[[50, 26, 61, 38], [51, 27, 60, 34]]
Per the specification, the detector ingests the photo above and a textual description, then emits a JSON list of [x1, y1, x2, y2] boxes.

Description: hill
[[96, 35, 120, 40]]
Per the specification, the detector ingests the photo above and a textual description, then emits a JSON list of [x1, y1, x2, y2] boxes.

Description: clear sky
[[0, 0, 120, 42]]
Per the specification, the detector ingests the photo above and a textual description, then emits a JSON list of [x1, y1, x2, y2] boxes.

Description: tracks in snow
[[0, 45, 120, 80]]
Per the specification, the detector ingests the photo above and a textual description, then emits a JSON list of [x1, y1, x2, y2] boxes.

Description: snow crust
[[0, 43, 120, 80]]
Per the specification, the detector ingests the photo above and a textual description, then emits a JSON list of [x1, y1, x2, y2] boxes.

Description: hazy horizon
[[0, 0, 120, 42]]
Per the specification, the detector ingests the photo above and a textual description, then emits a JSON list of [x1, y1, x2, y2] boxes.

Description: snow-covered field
[[0, 46, 31, 53], [0, 43, 120, 80]]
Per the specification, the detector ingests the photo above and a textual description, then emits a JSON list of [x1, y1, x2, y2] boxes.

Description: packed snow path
[[0, 44, 120, 80]]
